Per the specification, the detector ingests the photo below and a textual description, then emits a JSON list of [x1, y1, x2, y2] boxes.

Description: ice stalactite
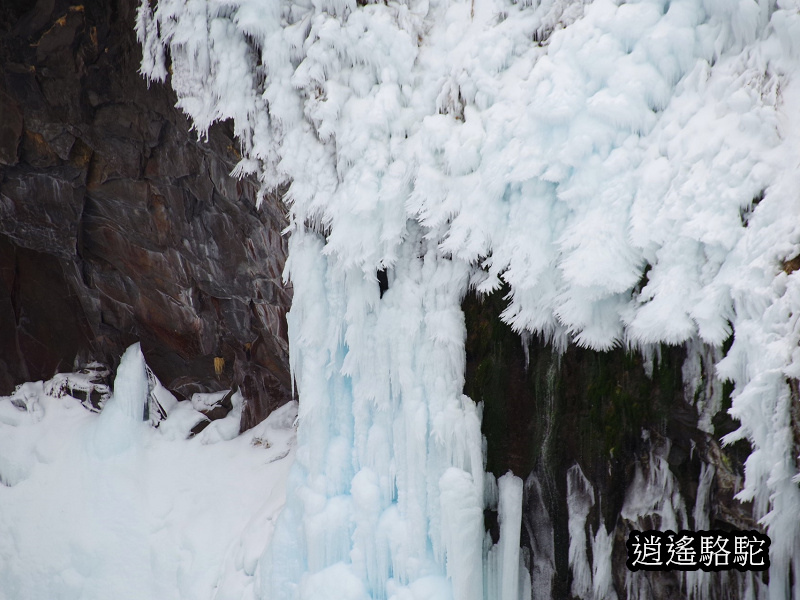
[[621, 438, 688, 535], [682, 339, 726, 436], [591, 524, 617, 600], [523, 474, 556, 600], [497, 474, 524, 600], [621, 437, 690, 600], [686, 463, 715, 600], [567, 464, 617, 600], [256, 226, 524, 599], [568, 464, 595, 600], [110, 344, 149, 422], [486, 473, 527, 600]]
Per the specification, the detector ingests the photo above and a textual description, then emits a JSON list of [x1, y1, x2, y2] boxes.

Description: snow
[[135, 0, 800, 597], [0, 345, 297, 600]]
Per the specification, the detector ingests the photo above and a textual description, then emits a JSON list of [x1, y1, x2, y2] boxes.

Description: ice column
[[112, 343, 149, 421], [498, 473, 524, 600], [259, 226, 523, 600], [567, 464, 595, 600], [92, 343, 148, 457]]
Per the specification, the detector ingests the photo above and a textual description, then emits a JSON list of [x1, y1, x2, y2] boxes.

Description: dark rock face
[[0, 0, 292, 429], [464, 289, 759, 599]]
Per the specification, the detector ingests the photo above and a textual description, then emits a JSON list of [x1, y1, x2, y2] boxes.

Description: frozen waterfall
[[136, 0, 800, 597], [255, 226, 526, 599]]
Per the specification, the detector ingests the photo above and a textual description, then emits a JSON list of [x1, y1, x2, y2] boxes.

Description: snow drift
[[0, 345, 297, 600]]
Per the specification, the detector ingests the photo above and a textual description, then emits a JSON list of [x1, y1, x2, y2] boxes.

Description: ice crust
[[135, 0, 800, 597]]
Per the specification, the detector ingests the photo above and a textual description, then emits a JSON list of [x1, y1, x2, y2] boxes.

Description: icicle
[[686, 463, 715, 600], [497, 473, 523, 600], [682, 338, 725, 435], [440, 468, 484, 600], [567, 464, 595, 600], [591, 524, 618, 600], [524, 474, 556, 600]]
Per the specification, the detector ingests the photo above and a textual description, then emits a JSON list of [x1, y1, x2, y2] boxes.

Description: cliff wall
[[0, 0, 291, 429]]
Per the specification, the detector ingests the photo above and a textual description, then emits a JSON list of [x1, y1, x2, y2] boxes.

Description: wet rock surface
[[0, 0, 291, 429], [464, 289, 759, 600]]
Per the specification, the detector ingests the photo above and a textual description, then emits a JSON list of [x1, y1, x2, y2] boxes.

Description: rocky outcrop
[[0, 0, 291, 429], [464, 289, 760, 600]]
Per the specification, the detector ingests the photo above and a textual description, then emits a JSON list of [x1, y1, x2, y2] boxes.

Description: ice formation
[[135, 0, 800, 598]]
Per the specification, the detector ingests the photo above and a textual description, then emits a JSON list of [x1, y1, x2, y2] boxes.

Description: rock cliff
[[465, 289, 761, 599], [0, 0, 291, 429]]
